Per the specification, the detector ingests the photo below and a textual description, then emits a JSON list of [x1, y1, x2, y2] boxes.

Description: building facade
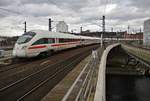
[[144, 19, 150, 46], [56, 21, 68, 33], [124, 32, 143, 40]]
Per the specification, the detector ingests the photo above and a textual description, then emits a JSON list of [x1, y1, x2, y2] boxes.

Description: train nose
[[13, 44, 27, 57]]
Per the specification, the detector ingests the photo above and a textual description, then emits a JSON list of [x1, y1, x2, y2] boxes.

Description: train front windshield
[[17, 32, 36, 44]]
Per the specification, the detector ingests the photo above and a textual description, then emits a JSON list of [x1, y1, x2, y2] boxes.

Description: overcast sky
[[0, 0, 149, 36]]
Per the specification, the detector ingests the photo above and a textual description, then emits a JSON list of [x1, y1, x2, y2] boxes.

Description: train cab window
[[59, 38, 73, 43], [32, 38, 48, 45], [23, 32, 36, 37], [48, 38, 55, 44], [17, 32, 36, 44]]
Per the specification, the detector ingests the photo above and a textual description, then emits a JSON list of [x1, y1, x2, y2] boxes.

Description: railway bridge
[[61, 43, 150, 101], [94, 43, 150, 101], [0, 42, 149, 101]]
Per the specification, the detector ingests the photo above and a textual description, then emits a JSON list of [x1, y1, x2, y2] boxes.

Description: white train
[[13, 30, 101, 58]]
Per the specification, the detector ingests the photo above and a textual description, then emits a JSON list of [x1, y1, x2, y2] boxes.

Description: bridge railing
[[62, 43, 120, 101], [94, 43, 120, 101], [62, 47, 103, 101]]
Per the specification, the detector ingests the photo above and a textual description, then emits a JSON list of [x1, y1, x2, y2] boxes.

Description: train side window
[[48, 38, 55, 44], [59, 38, 76, 43], [32, 38, 48, 45], [43, 38, 48, 44], [59, 38, 64, 43]]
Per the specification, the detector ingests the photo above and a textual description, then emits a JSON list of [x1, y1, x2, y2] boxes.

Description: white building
[[56, 21, 68, 33], [144, 19, 150, 46]]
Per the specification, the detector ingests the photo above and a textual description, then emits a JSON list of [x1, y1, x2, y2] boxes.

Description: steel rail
[[0, 50, 87, 92], [0, 47, 95, 101], [62, 48, 101, 101], [17, 50, 90, 101], [62, 51, 95, 101], [0, 46, 98, 91]]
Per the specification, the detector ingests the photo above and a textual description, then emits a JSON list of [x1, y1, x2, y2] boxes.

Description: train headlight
[[22, 46, 27, 49]]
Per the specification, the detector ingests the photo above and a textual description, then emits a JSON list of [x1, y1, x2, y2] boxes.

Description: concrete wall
[[94, 43, 120, 101]]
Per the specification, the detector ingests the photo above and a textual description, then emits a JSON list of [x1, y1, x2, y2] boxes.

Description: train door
[[48, 38, 55, 50], [53, 38, 60, 51]]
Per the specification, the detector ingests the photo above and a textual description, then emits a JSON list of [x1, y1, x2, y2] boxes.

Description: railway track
[[0, 45, 96, 73], [0, 45, 99, 101], [131, 44, 150, 51], [0, 51, 61, 73], [0, 45, 98, 89], [0, 56, 51, 73], [0, 60, 32, 73]]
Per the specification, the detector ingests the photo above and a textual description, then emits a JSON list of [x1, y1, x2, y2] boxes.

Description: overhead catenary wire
[[98, 0, 109, 32], [0, 7, 26, 34], [0, 7, 21, 15], [103, 0, 110, 16], [0, 5, 47, 33], [106, 0, 113, 32], [102, 0, 112, 32]]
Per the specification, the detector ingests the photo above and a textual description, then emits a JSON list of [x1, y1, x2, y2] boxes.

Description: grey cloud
[[129, 0, 150, 9], [21, 0, 48, 4], [20, 0, 88, 10], [0, 0, 15, 6], [0, 0, 150, 36]]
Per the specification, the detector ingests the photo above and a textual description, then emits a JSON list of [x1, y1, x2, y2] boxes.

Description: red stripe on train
[[51, 42, 79, 46], [28, 42, 79, 49], [28, 45, 46, 49], [51, 43, 66, 46]]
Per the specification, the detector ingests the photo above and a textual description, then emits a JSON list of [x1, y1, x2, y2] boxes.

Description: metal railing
[[62, 48, 102, 101], [62, 43, 120, 101]]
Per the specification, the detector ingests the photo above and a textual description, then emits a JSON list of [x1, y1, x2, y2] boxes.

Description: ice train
[[13, 30, 101, 58]]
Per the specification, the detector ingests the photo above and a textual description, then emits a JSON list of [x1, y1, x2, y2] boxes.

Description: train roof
[[30, 30, 101, 40]]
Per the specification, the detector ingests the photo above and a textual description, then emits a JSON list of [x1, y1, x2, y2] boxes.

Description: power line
[[107, 0, 112, 32], [0, 7, 21, 15], [0, 7, 28, 33], [103, 0, 109, 15]]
